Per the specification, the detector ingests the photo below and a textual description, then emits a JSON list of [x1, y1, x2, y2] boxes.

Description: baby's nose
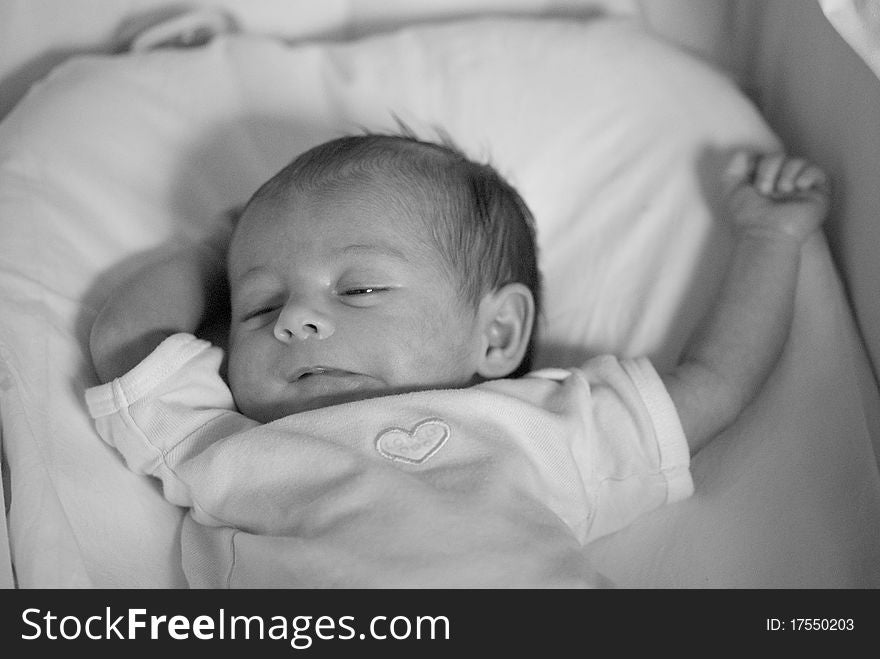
[[273, 301, 335, 342]]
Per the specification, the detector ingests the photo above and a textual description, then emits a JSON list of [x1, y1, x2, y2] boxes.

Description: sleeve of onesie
[[84, 332, 257, 518], [571, 355, 694, 543]]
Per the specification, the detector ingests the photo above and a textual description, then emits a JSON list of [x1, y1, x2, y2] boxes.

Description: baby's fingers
[[751, 154, 828, 197], [777, 158, 808, 193], [754, 154, 787, 196], [794, 164, 828, 192]]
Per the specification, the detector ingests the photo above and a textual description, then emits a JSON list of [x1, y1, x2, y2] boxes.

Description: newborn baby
[[87, 133, 828, 587]]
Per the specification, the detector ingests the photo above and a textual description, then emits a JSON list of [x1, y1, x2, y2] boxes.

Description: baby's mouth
[[278, 366, 389, 413], [287, 366, 380, 397], [291, 366, 353, 381], [281, 366, 384, 412]]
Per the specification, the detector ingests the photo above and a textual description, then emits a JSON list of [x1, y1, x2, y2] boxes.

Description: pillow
[[0, 16, 795, 586]]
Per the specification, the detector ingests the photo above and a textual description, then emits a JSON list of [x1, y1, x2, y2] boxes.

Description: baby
[[86, 132, 827, 587]]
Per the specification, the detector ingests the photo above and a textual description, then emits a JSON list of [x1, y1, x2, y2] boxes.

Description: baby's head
[[226, 132, 542, 422]]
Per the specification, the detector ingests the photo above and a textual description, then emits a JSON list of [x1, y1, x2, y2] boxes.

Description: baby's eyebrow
[[340, 243, 410, 262]]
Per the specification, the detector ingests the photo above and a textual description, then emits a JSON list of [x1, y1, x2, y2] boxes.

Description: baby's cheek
[[398, 323, 477, 384], [227, 346, 261, 399]]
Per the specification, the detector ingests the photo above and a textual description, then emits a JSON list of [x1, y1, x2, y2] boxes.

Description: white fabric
[[819, 0, 880, 80], [84, 333, 690, 587], [0, 0, 639, 123], [1, 16, 878, 587]]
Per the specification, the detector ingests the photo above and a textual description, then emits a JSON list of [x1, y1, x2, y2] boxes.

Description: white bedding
[[1, 15, 878, 587]]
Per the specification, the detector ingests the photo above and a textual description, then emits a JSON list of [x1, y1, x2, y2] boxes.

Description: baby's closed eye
[[336, 286, 393, 307], [242, 305, 279, 320], [340, 286, 387, 295], [235, 300, 284, 326]]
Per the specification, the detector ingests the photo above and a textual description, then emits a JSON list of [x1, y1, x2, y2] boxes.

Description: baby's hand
[[722, 151, 829, 242]]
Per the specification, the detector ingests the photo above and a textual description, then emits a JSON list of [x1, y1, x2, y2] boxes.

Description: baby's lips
[[288, 365, 350, 381]]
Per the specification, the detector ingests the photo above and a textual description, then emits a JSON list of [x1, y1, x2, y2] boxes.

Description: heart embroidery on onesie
[[375, 418, 450, 464]]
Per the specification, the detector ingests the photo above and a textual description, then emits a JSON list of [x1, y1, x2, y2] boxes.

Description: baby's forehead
[[270, 169, 442, 226], [228, 179, 448, 271]]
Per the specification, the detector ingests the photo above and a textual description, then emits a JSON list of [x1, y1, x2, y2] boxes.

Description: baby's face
[[226, 179, 486, 422]]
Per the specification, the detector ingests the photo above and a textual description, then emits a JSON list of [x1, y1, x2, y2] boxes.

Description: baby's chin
[[237, 386, 396, 423]]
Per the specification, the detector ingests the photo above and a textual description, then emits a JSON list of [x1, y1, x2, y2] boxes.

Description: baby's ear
[[476, 283, 535, 380]]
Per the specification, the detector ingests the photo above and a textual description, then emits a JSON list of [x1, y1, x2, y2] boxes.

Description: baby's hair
[[244, 127, 542, 376]]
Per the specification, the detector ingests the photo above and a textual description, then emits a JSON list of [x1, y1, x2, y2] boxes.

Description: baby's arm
[[663, 152, 829, 454], [89, 222, 233, 384]]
